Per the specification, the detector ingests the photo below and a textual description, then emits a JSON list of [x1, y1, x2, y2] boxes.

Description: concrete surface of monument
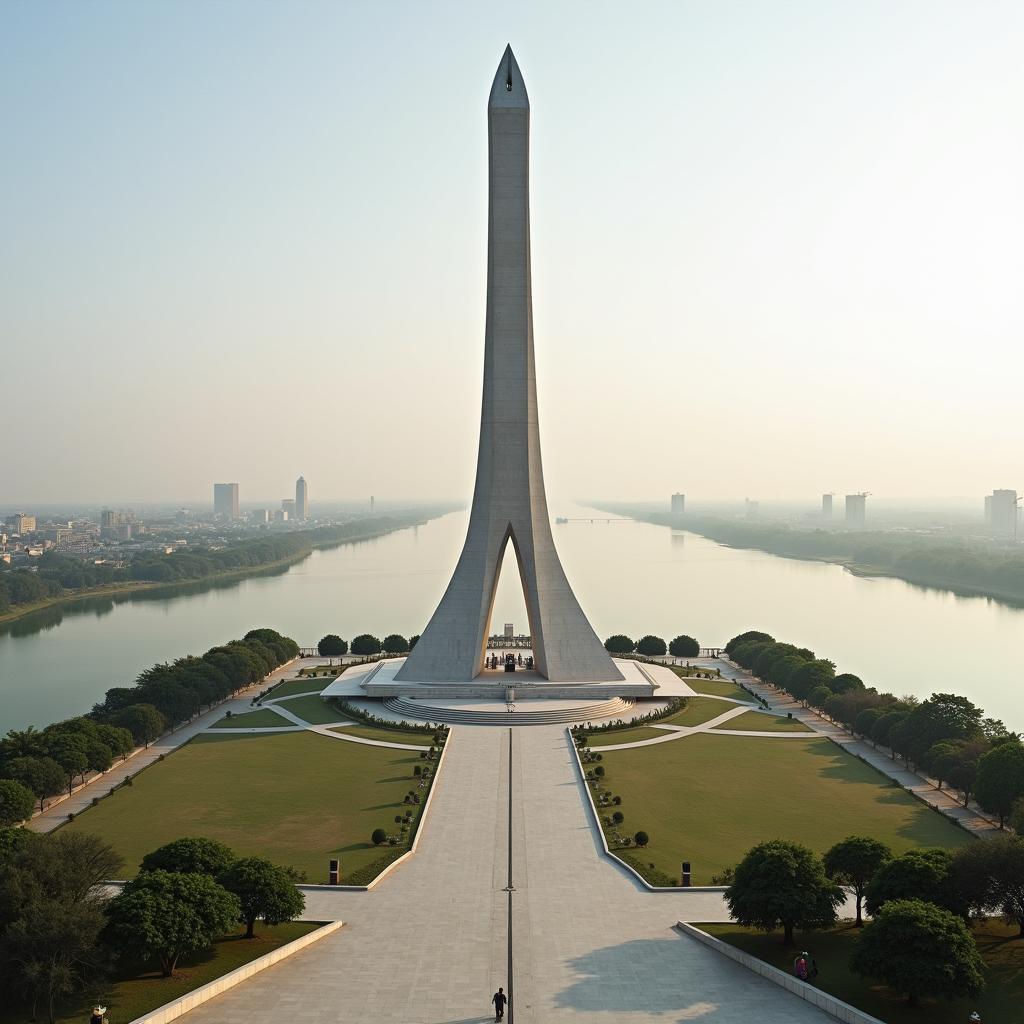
[[397, 47, 622, 684]]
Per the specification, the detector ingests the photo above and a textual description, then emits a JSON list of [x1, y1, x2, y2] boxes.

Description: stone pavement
[[181, 725, 844, 1024]]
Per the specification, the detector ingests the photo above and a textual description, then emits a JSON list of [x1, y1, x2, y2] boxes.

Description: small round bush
[[612, 810, 624, 825], [634, 830, 650, 848], [371, 828, 388, 846], [394, 815, 402, 824], [413, 765, 422, 776], [612, 795, 622, 805], [604, 634, 635, 654], [594, 765, 605, 778], [636, 635, 667, 657], [669, 635, 700, 658]]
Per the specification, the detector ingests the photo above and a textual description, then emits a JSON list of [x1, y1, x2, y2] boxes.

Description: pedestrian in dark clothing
[[492, 986, 507, 1021]]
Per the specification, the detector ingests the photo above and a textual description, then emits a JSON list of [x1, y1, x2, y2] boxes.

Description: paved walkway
[[182, 726, 844, 1024], [715, 659, 1000, 837]]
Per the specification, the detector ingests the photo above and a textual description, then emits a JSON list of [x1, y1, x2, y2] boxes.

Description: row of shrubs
[[570, 697, 686, 736], [331, 698, 450, 738], [604, 634, 700, 657], [724, 629, 1024, 829], [317, 633, 419, 657]]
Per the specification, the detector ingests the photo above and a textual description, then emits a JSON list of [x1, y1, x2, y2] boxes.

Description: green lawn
[[670, 665, 722, 679], [713, 710, 813, 733], [679, 674, 752, 702], [62, 731, 430, 882], [658, 696, 738, 727], [297, 663, 345, 676], [587, 727, 671, 747], [0, 922, 323, 1024], [598, 734, 972, 884], [212, 707, 292, 728], [267, 677, 327, 699], [329, 724, 435, 746], [699, 921, 1022, 1024], [272, 693, 345, 724]]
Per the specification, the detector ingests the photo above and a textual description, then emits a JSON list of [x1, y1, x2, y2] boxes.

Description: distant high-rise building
[[822, 493, 833, 519], [251, 509, 270, 524], [744, 499, 759, 518], [274, 508, 289, 523], [989, 489, 1018, 539], [984, 495, 993, 526], [370, 495, 375, 514], [281, 498, 296, 518], [100, 509, 135, 540], [295, 476, 308, 521], [845, 493, 867, 529], [671, 493, 685, 516], [214, 483, 239, 518], [5, 513, 36, 534]]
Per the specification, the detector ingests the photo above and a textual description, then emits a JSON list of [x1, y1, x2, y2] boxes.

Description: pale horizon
[[3, 1, 1022, 505]]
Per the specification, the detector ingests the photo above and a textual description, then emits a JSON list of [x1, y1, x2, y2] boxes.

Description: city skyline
[[3, 2, 1023, 505]]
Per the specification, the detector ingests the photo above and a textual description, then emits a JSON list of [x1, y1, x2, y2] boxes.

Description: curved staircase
[[383, 695, 635, 726]]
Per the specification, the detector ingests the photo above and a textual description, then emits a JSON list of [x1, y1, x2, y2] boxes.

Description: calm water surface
[[1, 505, 1022, 731]]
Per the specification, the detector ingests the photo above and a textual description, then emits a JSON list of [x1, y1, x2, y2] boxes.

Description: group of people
[[792, 951, 818, 982], [485, 651, 535, 672]]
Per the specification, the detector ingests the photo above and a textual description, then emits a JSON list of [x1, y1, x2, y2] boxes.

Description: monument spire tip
[[489, 44, 528, 109]]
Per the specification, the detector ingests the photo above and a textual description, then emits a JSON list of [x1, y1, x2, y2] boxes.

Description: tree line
[[725, 629, 1024, 828], [0, 830, 304, 1022], [317, 633, 420, 657], [603, 634, 700, 657], [637, 511, 1024, 604], [0, 513, 431, 615], [0, 628, 298, 822]]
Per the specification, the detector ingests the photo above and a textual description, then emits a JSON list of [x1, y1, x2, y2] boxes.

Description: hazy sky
[[3, 1, 1022, 506]]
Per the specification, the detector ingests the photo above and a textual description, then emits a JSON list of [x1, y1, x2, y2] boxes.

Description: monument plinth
[[396, 46, 622, 685]]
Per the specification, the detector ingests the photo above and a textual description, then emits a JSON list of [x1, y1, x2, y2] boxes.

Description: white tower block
[[397, 47, 622, 684]]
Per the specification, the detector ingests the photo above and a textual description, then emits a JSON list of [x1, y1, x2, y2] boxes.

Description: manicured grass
[[659, 696, 738, 727], [212, 707, 292, 728], [273, 693, 345, 724], [267, 676, 327, 699], [699, 920, 1023, 1024], [680, 675, 752, 702], [297, 664, 344, 677], [0, 922, 323, 1024], [62, 731, 430, 882], [713, 710, 813, 733], [329, 724, 435, 746], [587, 726, 671, 747], [669, 665, 722, 679], [599, 734, 972, 885]]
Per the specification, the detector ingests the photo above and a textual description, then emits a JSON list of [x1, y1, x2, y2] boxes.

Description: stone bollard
[[681, 861, 692, 887]]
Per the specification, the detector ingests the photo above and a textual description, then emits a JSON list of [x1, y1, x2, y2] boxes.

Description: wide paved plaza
[[182, 724, 841, 1023]]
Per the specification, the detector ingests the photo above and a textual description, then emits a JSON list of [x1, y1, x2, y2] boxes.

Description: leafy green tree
[[1010, 795, 1024, 835], [95, 723, 134, 761], [382, 634, 409, 654], [603, 635, 635, 654], [317, 634, 347, 657], [109, 703, 165, 746], [850, 899, 984, 1005], [668, 635, 699, 658], [634, 831, 648, 847], [896, 693, 984, 769], [408, 634, 420, 650], [951, 834, 1024, 937], [766, 655, 807, 688], [807, 685, 833, 710], [787, 660, 835, 700], [831, 672, 864, 694], [975, 739, 1024, 827], [0, 780, 35, 827], [351, 634, 382, 656], [371, 828, 387, 845], [105, 870, 240, 977], [854, 707, 884, 738], [726, 840, 843, 946], [635, 635, 666, 657], [217, 857, 305, 938], [725, 631, 774, 654], [871, 710, 909, 755], [823, 836, 891, 926], [5, 757, 67, 812], [864, 848, 963, 917], [140, 837, 236, 877]]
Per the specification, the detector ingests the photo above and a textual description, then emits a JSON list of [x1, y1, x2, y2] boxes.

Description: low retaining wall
[[676, 923, 884, 1024], [129, 920, 343, 1024]]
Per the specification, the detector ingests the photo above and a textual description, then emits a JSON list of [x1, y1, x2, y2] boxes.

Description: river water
[[1, 505, 1022, 732]]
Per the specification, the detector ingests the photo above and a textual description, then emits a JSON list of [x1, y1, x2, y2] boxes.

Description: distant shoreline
[[0, 514, 446, 627]]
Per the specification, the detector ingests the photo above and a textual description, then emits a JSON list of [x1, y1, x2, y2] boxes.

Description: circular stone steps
[[383, 695, 635, 726]]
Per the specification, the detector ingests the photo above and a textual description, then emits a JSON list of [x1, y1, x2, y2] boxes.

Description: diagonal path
[[181, 726, 842, 1024]]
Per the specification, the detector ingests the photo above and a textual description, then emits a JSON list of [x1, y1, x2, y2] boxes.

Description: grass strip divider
[[126, 920, 342, 1024], [297, 728, 455, 892], [675, 923, 884, 1024], [565, 727, 725, 893]]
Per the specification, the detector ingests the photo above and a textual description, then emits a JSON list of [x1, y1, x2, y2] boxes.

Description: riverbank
[[0, 511, 451, 627], [602, 507, 1024, 607]]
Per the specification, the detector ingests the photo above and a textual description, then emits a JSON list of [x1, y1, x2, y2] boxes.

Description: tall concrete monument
[[398, 47, 622, 684]]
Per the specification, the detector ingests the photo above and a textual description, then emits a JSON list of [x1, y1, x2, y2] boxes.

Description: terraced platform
[[383, 695, 636, 726]]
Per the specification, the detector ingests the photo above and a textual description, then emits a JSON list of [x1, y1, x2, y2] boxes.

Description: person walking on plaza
[[793, 952, 809, 981], [492, 985, 507, 1021]]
